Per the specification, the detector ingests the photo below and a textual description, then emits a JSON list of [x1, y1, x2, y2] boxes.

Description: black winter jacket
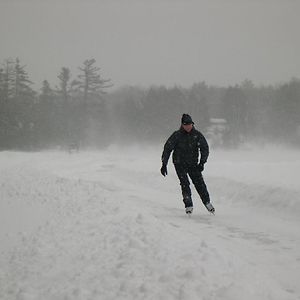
[[161, 126, 209, 166]]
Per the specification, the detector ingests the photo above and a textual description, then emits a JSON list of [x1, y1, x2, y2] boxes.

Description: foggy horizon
[[1, 0, 300, 151]]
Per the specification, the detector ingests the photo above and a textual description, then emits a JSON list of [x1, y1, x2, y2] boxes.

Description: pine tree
[[75, 59, 112, 104], [221, 86, 247, 147], [0, 67, 4, 102], [10, 58, 36, 149], [1, 59, 14, 102], [57, 67, 71, 104], [273, 78, 300, 144], [0, 67, 7, 148], [13, 58, 34, 99], [41, 80, 54, 99], [71, 59, 112, 146], [188, 82, 210, 129], [37, 80, 57, 147]]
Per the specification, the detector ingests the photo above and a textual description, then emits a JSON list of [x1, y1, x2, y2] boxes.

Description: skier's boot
[[185, 207, 193, 214], [205, 202, 215, 214]]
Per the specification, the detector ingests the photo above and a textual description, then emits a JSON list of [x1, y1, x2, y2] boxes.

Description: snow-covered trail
[[0, 147, 299, 300]]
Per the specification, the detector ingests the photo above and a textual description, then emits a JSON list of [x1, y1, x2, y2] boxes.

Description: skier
[[160, 114, 215, 215]]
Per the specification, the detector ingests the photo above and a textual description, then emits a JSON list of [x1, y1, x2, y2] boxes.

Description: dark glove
[[198, 163, 204, 172], [160, 164, 168, 177]]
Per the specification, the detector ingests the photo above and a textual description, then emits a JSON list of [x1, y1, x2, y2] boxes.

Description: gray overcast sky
[[1, 0, 300, 90]]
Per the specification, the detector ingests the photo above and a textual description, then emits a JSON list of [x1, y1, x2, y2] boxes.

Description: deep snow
[[0, 146, 299, 300]]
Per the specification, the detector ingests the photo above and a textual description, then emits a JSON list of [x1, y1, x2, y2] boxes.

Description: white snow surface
[[0, 145, 299, 300]]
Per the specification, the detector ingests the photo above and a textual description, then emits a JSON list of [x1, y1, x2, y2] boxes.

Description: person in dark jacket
[[160, 114, 215, 214]]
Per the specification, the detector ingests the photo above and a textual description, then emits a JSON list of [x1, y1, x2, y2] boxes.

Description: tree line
[[0, 57, 299, 150], [109, 79, 300, 147], [0, 58, 112, 150]]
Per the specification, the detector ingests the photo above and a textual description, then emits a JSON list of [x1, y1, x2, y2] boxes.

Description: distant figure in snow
[[160, 114, 215, 215], [68, 141, 79, 154]]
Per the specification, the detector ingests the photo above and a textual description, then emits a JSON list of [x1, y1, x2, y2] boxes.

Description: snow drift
[[0, 146, 299, 300]]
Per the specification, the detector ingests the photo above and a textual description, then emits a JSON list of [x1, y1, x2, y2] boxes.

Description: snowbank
[[0, 147, 299, 300]]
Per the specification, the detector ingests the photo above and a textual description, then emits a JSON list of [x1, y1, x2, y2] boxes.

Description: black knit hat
[[181, 114, 194, 125]]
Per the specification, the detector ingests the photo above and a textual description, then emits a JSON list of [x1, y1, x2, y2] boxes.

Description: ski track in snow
[[0, 148, 299, 300]]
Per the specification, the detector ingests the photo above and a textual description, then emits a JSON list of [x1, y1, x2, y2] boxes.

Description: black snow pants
[[174, 164, 210, 208]]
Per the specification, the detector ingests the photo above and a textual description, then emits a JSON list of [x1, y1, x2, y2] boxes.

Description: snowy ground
[[0, 145, 299, 300]]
